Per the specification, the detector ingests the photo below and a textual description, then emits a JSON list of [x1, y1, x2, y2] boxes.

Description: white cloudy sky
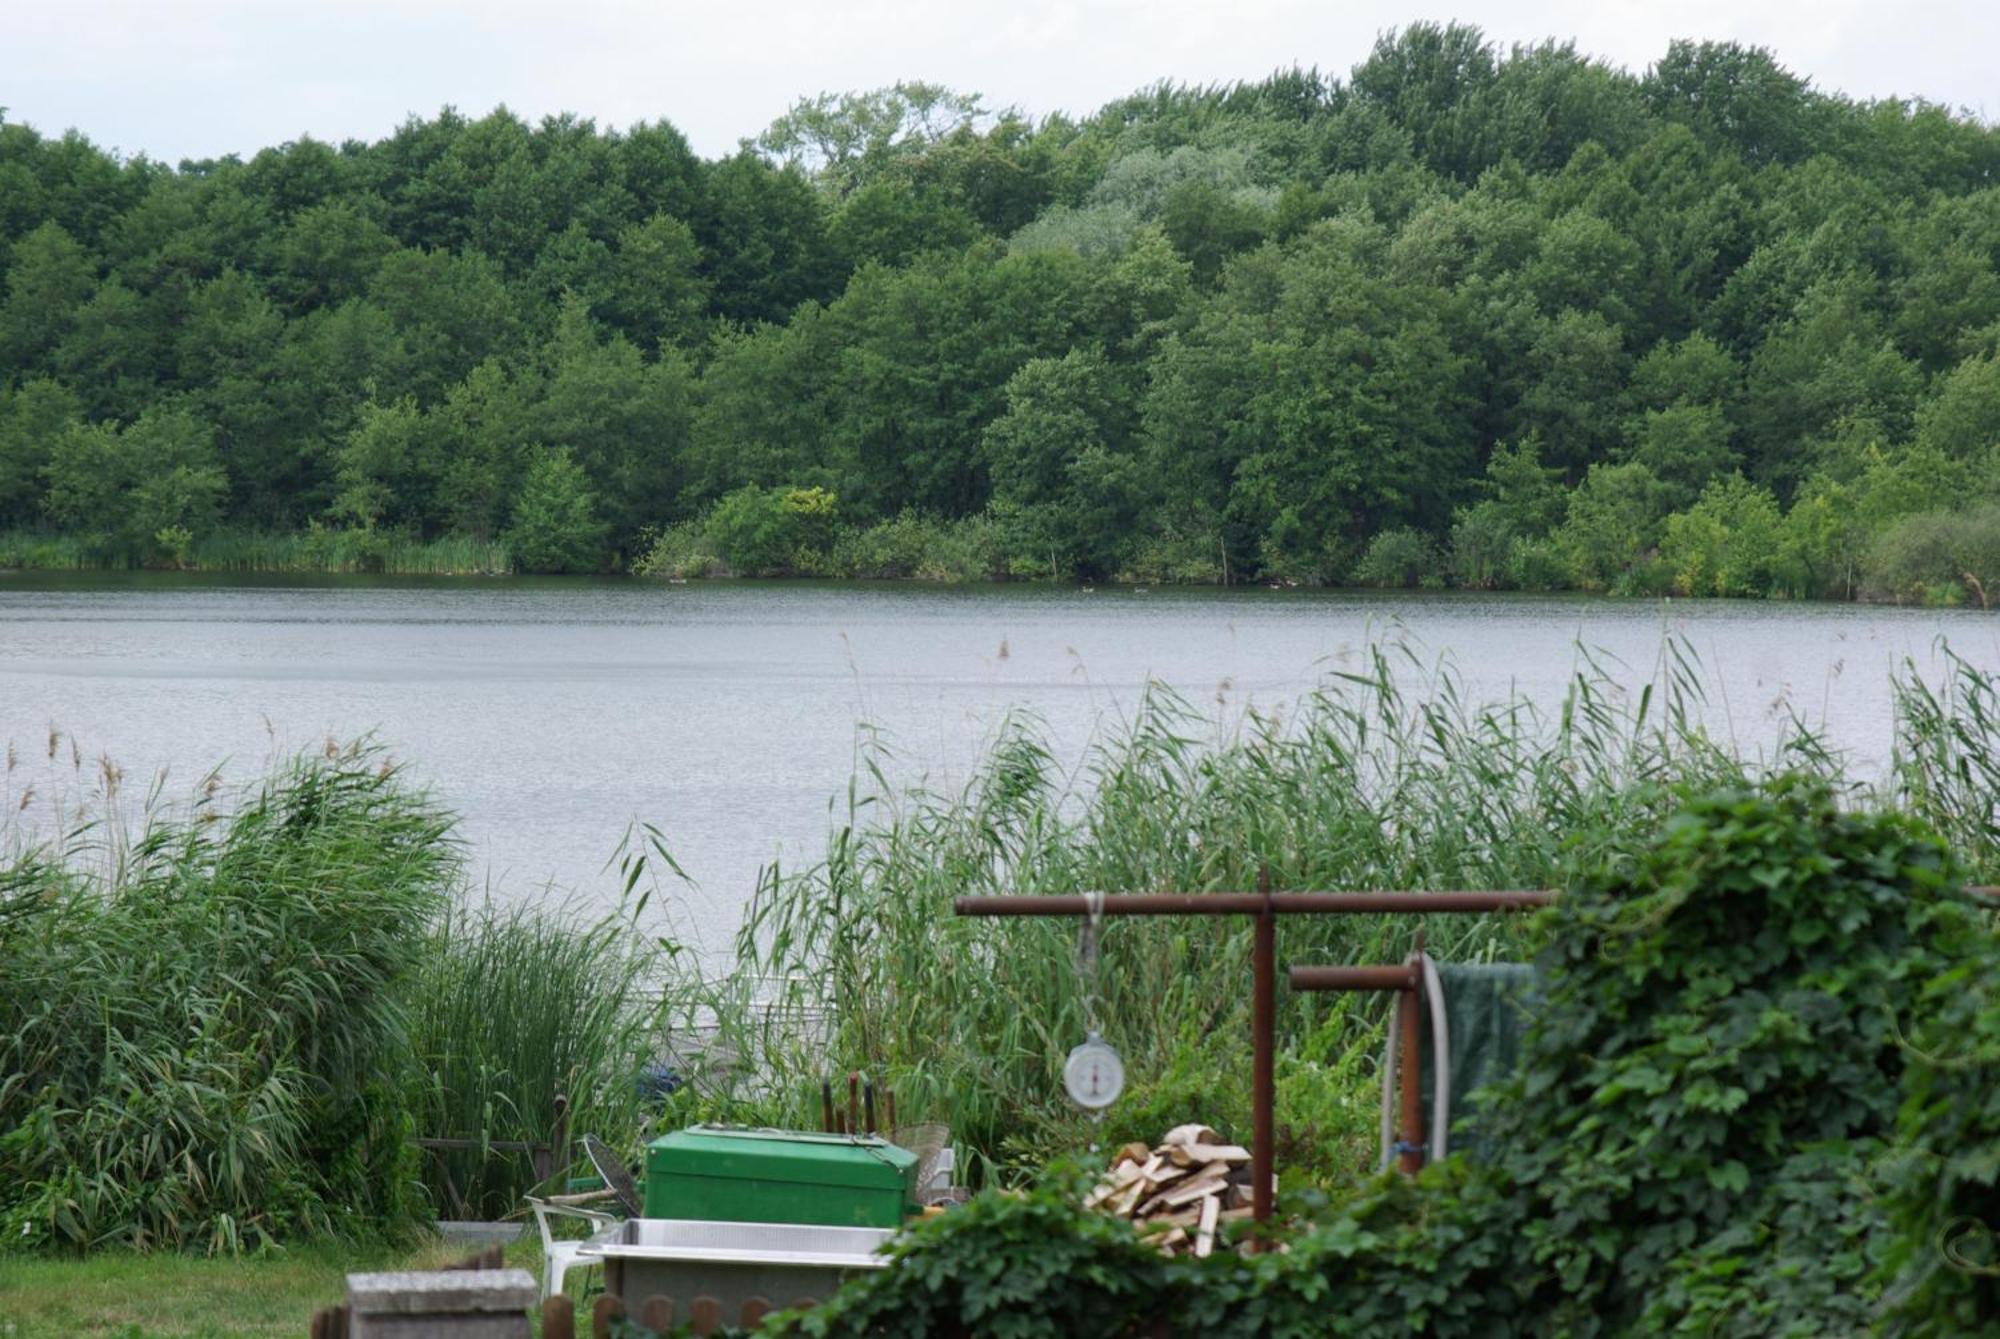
[[5, 1, 1996, 163]]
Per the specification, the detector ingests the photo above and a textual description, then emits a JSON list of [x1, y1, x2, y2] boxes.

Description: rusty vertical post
[[1252, 864, 1276, 1225], [1397, 981, 1424, 1174]]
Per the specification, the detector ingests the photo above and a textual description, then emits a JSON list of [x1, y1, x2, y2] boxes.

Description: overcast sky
[[5, 1, 1996, 164]]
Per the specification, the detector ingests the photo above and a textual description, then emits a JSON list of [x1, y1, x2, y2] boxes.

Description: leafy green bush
[[1659, 473, 1799, 596], [1351, 526, 1442, 589], [1476, 778, 1980, 1332], [830, 510, 998, 581], [634, 520, 723, 579], [1862, 504, 2000, 606], [1878, 921, 2000, 1330], [704, 486, 798, 575], [506, 447, 607, 574]]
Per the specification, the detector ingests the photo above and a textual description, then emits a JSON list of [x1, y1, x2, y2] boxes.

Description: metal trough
[[579, 1216, 895, 1315]]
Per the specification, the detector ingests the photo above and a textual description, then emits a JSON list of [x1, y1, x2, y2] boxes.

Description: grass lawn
[[0, 1234, 592, 1338]]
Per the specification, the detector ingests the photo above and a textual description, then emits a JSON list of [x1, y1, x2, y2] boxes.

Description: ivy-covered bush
[[745, 779, 1997, 1337], [1476, 777, 1980, 1333], [1879, 924, 2000, 1330]]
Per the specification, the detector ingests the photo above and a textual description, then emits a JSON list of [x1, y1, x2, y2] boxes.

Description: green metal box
[[643, 1126, 918, 1228]]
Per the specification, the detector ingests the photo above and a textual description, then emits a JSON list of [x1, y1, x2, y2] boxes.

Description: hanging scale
[[1064, 889, 1125, 1110]]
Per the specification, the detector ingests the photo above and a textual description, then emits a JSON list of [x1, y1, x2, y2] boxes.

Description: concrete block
[[347, 1268, 535, 1339]]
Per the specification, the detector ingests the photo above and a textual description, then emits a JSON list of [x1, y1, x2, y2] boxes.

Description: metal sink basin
[[578, 1216, 896, 1317], [581, 1216, 896, 1269]]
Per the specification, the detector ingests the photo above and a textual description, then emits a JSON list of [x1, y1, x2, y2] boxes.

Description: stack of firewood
[[1083, 1123, 1261, 1257]]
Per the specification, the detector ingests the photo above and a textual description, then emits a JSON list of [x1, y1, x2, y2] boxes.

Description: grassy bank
[[0, 528, 511, 575], [0, 1235, 602, 1338]]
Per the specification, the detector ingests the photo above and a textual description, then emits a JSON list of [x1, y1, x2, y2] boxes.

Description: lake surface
[[3, 573, 1996, 960]]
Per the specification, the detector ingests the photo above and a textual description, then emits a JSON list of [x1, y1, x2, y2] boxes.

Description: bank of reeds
[[408, 902, 663, 1220], [0, 745, 665, 1252], [670, 638, 2000, 1186], [0, 527, 511, 575], [190, 530, 511, 575], [0, 747, 456, 1252]]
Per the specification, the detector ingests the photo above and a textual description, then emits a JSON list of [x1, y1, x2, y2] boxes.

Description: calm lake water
[[3, 573, 1996, 958]]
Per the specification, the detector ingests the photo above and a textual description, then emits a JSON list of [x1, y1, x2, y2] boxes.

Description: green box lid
[[646, 1126, 916, 1192]]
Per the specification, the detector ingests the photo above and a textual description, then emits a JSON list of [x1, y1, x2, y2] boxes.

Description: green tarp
[[1417, 962, 1539, 1160]]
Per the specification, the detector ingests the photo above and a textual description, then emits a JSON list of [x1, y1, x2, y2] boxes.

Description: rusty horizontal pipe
[[953, 891, 1555, 918], [1289, 964, 1420, 992]]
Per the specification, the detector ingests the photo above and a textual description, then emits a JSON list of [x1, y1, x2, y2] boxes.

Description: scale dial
[[1063, 1033, 1126, 1110]]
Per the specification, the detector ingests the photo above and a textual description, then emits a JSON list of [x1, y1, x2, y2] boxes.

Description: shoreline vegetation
[[3, 499, 1997, 608], [7, 25, 2000, 606], [3, 638, 1997, 1328]]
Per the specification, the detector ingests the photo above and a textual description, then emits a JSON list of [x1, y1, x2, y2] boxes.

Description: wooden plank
[[1182, 1144, 1251, 1164], [540, 1297, 574, 1339], [590, 1295, 624, 1339], [639, 1295, 675, 1331], [1161, 1174, 1229, 1207], [689, 1297, 724, 1335], [1194, 1194, 1220, 1258], [1159, 1124, 1221, 1149], [739, 1298, 773, 1327]]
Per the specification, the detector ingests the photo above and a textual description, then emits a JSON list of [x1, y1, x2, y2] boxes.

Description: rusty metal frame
[[952, 876, 1553, 1224], [1288, 954, 1435, 1174]]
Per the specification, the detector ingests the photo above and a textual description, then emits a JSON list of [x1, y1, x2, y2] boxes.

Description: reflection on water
[[3, 573, 1996, 957]]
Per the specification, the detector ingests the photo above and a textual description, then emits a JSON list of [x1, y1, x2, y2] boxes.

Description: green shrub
[[1476, 777, 1982, 1334], [1660, 474, 1799, 597], [1877, 921, 2000, 1330], [1862, 503, 2000, 606], [831, 510, 998, 581], [506, 447, 606, 574], [1351, 526, 1442, 589], [635, 520, 723, 579], [1505, 536, 1568, 591]]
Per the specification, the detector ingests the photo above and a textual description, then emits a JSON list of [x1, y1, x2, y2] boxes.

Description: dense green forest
[[4, 24, 2000, 598]]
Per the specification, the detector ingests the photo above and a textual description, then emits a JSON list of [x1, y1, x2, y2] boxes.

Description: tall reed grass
[[190, 529, 512, 576], [0, 527, 512, 575], [0, 746, 457, 1252], [407, 901, 664, 1220], [664, 637, 2000, 1186], [0, 745, 668, 1251]]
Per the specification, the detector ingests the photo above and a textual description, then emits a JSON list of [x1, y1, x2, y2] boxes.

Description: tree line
[[4, 24, 2000, 600]]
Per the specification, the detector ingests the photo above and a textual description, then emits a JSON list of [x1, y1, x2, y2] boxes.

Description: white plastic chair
[[527, 1195, 618, 1301]]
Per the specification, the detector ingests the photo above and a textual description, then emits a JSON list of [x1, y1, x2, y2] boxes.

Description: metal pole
[[954, 891, 1553, 917], [1397, 984, 1424, 1174], [1287, 965, 1420, 991], [1252, 866, 1276, 1226]]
